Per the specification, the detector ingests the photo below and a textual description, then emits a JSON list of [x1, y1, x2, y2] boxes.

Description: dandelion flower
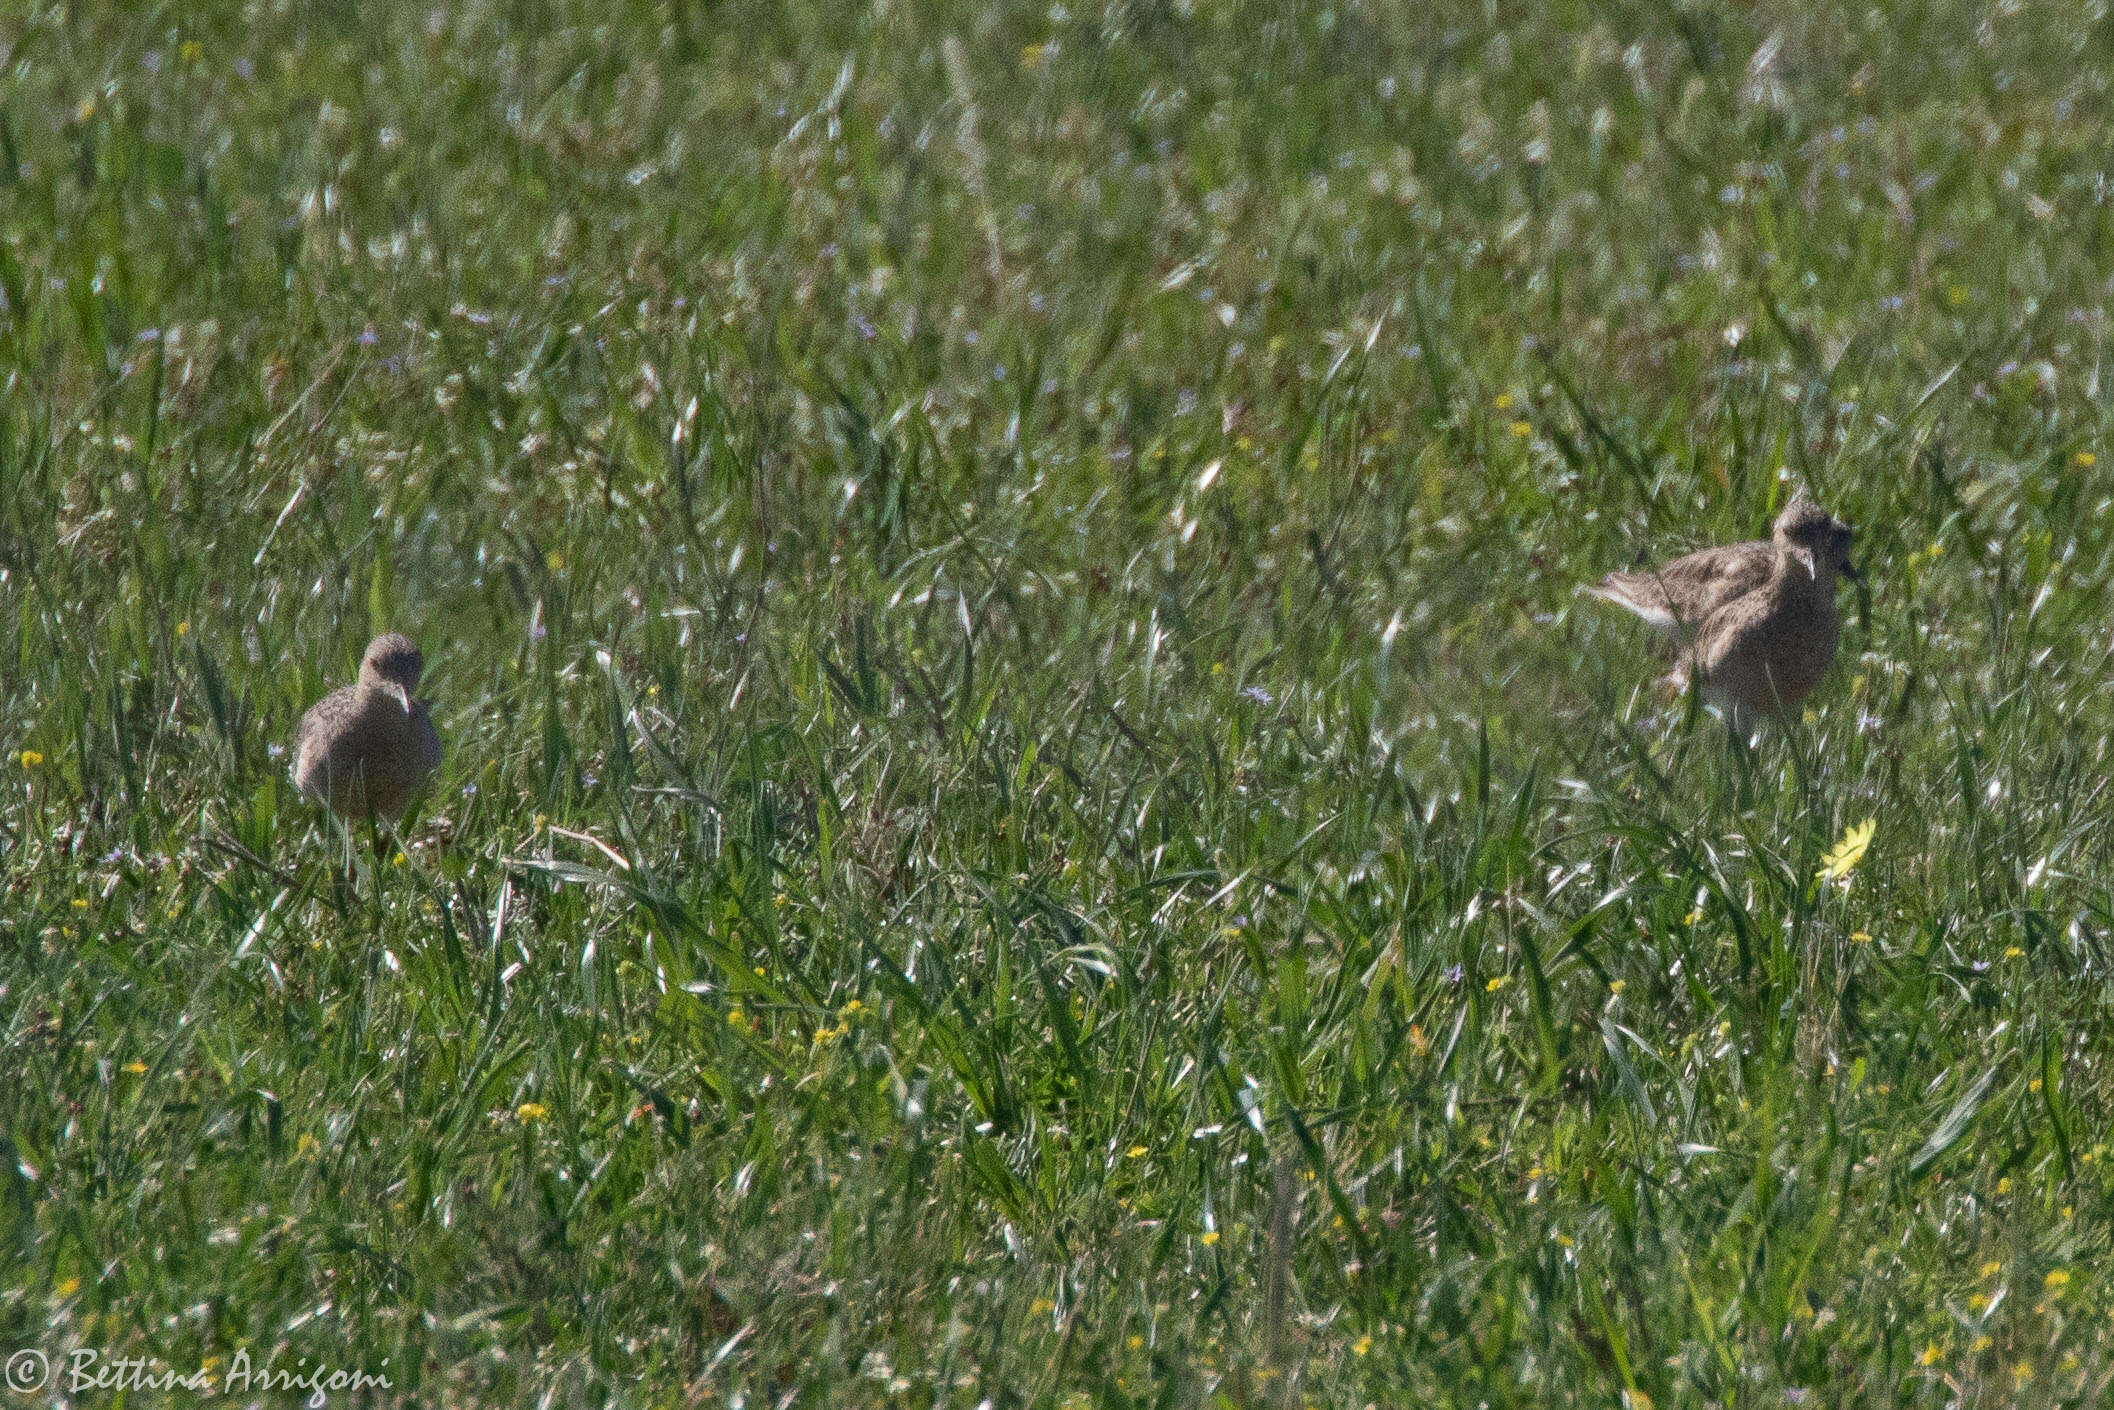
[[1816, 818, 1876, 886]]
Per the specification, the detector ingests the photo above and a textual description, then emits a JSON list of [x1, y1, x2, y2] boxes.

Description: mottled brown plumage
[[1584, 499, 1858, 725], [293, 633, 443, 823]]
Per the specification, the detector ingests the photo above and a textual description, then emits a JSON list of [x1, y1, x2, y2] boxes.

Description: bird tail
[[1579, 577, 1681, 637]]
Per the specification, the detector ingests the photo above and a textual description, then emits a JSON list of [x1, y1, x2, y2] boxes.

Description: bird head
[[1773, 498, 1858, 583], [358, 633, 425, 712]]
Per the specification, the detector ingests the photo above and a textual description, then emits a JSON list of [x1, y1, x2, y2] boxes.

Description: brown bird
[[1584, 499, 1858, 725], [293, 633, 443, 823]]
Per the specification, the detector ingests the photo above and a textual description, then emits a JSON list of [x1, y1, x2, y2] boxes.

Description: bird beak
[[388, 682, 413, 716], [1796, 547, 1818, 579]]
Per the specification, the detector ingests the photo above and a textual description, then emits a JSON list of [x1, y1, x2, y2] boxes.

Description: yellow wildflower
[[516, 1101, 549, 1123], [18, 750, 43, 767], [1816, 818, 1876, 885]]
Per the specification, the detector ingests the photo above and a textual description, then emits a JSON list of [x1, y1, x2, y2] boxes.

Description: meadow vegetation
[[3, 0, 2114, 1403]]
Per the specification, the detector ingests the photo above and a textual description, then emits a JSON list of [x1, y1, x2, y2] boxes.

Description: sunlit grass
[[3, 0, 2114, 1403]]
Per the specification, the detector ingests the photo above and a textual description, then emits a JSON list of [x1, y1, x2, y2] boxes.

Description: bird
[[1582, 498, 1858, 724], [292, 633, 443, 823]]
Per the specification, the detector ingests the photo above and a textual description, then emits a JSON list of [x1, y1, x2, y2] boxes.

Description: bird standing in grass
[[1582, 498, 1858, 726], [293, 633, 443, 823]]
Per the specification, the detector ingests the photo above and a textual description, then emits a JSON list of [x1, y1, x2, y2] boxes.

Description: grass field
[[3, 0, 2114, 1404]]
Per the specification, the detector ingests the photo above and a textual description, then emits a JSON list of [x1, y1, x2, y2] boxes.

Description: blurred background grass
[[3, 0, 2114, 1403]]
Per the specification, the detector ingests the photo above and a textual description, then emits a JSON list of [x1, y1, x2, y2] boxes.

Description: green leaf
[[1909, 1064, 2000, 1179]]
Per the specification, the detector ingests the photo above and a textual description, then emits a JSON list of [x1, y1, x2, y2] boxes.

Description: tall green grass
[[3, 0, 2113, 1403]]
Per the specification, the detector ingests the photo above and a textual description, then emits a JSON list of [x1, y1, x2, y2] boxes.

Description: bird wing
[[1583, 540, 1774, 640], [291, 687, 358, 794], [1688, 588, 1763, 680], [413, 704, 443, 776]]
